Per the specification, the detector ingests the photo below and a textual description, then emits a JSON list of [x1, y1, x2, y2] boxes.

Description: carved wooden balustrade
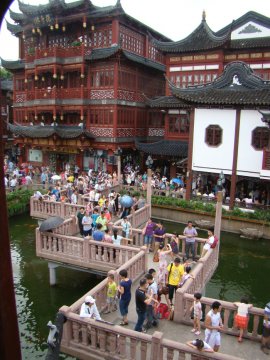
[[175, 292, 264, 342], [36, 228, 144, 272]]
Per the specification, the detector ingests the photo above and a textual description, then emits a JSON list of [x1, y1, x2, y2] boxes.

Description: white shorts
[[205, 329, 221, 348]]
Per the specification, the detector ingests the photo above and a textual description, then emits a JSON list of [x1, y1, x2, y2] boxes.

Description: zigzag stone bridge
[[30, 193, 265, 360]]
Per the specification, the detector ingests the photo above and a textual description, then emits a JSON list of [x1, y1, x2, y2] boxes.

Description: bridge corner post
[[214, 191, 223, 245], [60, 201, 65, 218], [48, 262, 59, 286], [146, 168, 152, 216], [173, 288, 184, 323], [59, 306, 71, 347], [150, 331, 163, 360], [83, 236, 90, 262], [140, 245, 148, 273]]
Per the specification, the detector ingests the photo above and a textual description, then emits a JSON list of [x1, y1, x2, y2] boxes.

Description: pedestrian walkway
[[99, 253, 265, 360]]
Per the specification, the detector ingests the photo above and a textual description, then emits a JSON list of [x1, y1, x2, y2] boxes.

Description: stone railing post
[[174, 287, 184, 323], [146, 168, 152, 217], [60, 202, 65, 218], [150, 331, 163, 360], [83, 237, 90, 262], [214, 191, 223, 244], [140, 245, 148, 272], [35, 228, 42, 255], [59, 305, 71, 347]]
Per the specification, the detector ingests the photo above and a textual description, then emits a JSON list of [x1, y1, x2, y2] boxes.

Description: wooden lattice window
[[252, 127, 269, 150], [205, 125, 222, 146]]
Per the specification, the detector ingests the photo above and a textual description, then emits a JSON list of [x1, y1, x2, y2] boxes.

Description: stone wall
[[152, 204, 270, 239]]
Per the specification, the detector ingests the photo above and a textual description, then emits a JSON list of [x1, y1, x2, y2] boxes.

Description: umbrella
[[171, 178, 184, 186], [39, 216, 64, 232], [51, 174, 61, 180], [120, 195, 134, 208]]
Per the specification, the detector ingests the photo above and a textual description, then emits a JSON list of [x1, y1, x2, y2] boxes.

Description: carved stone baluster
[[115, 248, 120, 264], [48, 236, 52, 251], [90, 244, 96, 260], [72, 322, 80, 343], [223, 308, 230, 331], [81, 324, 89, 346], [166, 347, 174, 360], [178, 350, 186, 360], [90, 326, 97, 349], [108, 332, 117, 354], [98, 330, 106, 353], [252, 314, 259, 338], [140, 341, 148, 360], [97, 245, 102, 261], [130, 338, 137, 359], [118, 335, 126, 359]]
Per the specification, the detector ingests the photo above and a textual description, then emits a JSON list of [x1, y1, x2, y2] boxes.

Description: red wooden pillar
[[107, 149, 114, 173], [185, 109, 195, 200], [112, 19, 119, 44], [229, 108, 241, 210], [0, 91, 22, 359]]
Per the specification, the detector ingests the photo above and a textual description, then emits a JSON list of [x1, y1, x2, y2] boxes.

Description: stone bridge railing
[[36, 228, 144, 272], [175, 292, 264, 342], [114, 204, 151, 229]]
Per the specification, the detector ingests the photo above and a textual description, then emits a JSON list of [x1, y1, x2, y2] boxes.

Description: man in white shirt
[[80, 295, 101, 320], [145, 273, 158, 329]]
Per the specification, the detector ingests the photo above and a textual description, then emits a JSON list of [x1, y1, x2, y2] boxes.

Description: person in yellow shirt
[[165, 257, 184, 306], [103, 274, 117, 314], [96, 211, 108, 231]]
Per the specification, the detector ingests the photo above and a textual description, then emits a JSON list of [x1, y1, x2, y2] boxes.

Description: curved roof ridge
[[5, 20, 23, 35], [150, 16, 230, 53], [9, 8, 25, 22]]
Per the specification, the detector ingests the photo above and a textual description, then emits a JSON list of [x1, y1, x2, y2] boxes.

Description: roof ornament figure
[[202, 10, 206, 21], [231, 74, 242, 86]]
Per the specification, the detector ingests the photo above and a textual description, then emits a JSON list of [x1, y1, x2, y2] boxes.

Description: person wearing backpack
[[201, 228, 215, 257]]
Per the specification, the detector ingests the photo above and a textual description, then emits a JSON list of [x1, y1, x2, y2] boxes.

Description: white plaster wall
[[192, 108, 236, 175], [237, 110, 265, 177]]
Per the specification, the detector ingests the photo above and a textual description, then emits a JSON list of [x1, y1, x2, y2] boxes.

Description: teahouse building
[[2, 2, 270, 187]]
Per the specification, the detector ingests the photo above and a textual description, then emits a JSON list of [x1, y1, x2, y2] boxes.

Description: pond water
[[9, 214, 270, 358]]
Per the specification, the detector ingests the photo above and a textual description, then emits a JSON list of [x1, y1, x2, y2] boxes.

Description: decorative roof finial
[[202, 10, 206, 21]]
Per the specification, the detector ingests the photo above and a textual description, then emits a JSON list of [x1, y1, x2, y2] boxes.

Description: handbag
[[153, 253, 159, 262]]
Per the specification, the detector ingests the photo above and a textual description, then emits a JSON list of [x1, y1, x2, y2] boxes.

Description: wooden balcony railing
[[26, 45, 88, 63], [26, 87, 88, 101]]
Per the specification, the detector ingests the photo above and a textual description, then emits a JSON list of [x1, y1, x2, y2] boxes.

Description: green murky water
[[9, 215, 270, 358]]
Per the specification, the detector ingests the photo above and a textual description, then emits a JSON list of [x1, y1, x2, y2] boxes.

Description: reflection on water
[[9, 215, 270, 358], [9, 214, 101, 359]]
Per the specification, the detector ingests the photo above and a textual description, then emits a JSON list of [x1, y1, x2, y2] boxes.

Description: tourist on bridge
[[186, 339, 214, 353], [261, 301, 270, 354], [190, 292, 202, 336], [76, 207, 85, 236], [121, 216, 132, 239], [204, 301, 223, 352], [103, 274, 117, 314], [82, 210, 93, 237], [233, 296, 253, 343], [183, 221, 198, 262], [153, 222, 166, 259], [165, 257, 184, 307], [96, 211, 108, 231], [201, 227, 215, 258], [144, 273, 159, 330], [142, 218, 157, 253], [134, 278, 155, 332], [80, 295, 101, 320], [118, 269, 132, 326]]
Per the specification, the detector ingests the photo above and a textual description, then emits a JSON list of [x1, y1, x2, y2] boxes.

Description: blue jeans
[[185, 241, 195, 261], [145, 305, 158, 329], [134, 310, 146, 332], [144, 235, 153, 246], [119, 298, 130, 316]]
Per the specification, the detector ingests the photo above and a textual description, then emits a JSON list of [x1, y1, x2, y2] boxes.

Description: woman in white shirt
[[187, 339, 214, 352], [112, 229, 122, 246]]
